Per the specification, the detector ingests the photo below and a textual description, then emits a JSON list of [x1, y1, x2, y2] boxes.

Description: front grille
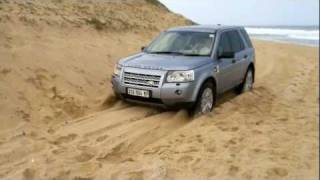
[[123, 72, 161, 88]]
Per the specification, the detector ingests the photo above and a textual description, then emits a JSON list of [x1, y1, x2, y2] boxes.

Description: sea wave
[[245, 27, 319, 41]]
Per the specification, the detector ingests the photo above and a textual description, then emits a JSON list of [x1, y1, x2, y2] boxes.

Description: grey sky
[[159, 0, 319, 26]]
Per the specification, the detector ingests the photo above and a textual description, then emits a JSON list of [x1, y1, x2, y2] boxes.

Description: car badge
[[147, 81, 155, 85]]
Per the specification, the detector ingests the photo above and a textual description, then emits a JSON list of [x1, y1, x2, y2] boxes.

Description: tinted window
[[240, 29, 253, 48], [227, 31, 245, 52], [218, 32, 232, 53]]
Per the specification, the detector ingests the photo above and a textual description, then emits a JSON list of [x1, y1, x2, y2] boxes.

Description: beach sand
[[0, 0, 318, 179]]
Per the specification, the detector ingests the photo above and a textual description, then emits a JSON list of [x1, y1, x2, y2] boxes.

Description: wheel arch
[[196, 76, 217, 102], [191, 64, 218, 103], [202, 77, 217, 90], [190, 76, 217, 114], [248, 63, 255, 83]]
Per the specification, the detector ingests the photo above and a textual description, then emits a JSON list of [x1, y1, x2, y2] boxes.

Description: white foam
[[245, 27, 319, 41]]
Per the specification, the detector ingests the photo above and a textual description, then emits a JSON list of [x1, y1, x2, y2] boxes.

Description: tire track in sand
[[95, 110, 189, 163], [1, 109, 191, 179], [0, 106, 161, 177]]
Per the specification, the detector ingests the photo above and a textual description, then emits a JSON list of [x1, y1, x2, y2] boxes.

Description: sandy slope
[[0, 0, 189, 131], [0, 0, 319, 180]]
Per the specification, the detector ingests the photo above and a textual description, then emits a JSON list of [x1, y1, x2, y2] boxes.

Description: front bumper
[[111, 74, 197, 108]]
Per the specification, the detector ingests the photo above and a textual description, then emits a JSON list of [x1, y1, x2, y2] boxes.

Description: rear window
[[240, 29, 253, 48]]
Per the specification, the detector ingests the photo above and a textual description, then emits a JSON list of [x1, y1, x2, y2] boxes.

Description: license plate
[[127, 88, 150, 98]]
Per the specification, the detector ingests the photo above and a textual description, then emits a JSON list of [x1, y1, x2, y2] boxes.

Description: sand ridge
[[0, 0, 319, 180]]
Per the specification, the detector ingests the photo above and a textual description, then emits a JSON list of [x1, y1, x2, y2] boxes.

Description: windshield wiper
[[148, 51, 185, 55], [182, 54, 209, 57], [148, 51, 209, 57]]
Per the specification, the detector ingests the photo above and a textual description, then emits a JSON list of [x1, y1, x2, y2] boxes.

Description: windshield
[[146, 31, 215, 56]]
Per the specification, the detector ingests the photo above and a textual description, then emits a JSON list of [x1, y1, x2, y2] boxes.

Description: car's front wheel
[[192, 81, 215, 116]]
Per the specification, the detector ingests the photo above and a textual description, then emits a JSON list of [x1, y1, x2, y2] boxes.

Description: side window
[[218, 32, 232, 53], [240, 29, 253, 48], [228, 31, 245, 52]]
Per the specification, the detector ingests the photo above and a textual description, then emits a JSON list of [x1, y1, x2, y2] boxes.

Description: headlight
[[113, 64, 122, 76], [167, 70, 195, 82]]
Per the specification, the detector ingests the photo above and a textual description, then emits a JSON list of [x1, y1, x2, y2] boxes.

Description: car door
[[215, 31, 236, 93], [227, 30, 248, 85]]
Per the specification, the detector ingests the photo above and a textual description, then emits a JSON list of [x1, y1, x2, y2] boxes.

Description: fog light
[[175, 90, 182, 95]]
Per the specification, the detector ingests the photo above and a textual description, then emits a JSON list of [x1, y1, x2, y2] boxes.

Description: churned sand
[[0, 0, 318, 180]]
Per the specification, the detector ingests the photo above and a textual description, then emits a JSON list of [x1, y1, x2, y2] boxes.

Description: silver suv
[[111, 25, 255, 115]]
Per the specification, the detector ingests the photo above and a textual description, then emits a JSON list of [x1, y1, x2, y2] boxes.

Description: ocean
[[245, 26, 319, 47]]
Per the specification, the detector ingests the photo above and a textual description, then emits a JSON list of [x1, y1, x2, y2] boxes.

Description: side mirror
[[141, 46, 145, 52], [218, 50, 235, 59]]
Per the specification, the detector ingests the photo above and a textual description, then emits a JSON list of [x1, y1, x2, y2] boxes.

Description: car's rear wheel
[[192, 81, 215, 116], [236, 68, 254, 94]]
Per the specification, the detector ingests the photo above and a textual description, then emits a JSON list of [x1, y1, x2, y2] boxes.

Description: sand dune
[[0, 0, 319, 180]]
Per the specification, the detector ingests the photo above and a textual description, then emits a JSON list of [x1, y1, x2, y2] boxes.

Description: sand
[[0, 0, 319, 180]]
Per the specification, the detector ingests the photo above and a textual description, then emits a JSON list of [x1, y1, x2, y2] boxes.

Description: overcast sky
[[159, 0, 319, 26]]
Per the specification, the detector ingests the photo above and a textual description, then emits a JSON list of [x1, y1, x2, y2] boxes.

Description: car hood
[[119, 53, 212, 71]]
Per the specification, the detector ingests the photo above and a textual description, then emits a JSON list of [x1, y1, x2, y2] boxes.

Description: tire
[[236, 67, 254, 94], [191, 81, 215, 117]]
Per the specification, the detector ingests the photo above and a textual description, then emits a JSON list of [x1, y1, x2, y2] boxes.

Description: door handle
[[244, 55, 248, 59], [232, 59, 236, 64]]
